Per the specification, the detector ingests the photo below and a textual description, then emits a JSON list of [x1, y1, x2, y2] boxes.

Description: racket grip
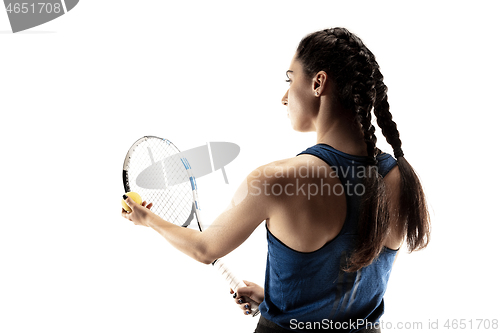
[[212, 259, 260, 317]]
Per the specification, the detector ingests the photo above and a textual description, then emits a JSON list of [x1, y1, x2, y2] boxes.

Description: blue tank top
[[259, 144, 399, 332]]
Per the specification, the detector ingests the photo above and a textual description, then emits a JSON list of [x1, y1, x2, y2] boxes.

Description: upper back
[[266, 143, 402, 253]]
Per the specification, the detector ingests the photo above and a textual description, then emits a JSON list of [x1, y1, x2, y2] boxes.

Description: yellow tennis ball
[[121, 192, 142, 212]]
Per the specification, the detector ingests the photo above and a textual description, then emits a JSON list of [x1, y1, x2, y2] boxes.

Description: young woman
[[122, 27, 430, 332]]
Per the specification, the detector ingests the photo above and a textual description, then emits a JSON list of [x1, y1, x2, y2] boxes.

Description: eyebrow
[[286, 70, 293, 78]]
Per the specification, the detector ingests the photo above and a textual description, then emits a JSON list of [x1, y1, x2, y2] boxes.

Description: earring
[[315, 90, 320, 96]]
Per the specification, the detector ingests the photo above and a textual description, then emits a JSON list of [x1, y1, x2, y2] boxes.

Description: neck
[[314, 104, 367, 156]]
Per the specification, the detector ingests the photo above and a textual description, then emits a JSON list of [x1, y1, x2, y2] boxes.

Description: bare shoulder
[[384, 165, 401, 196], [246, 154, 341, 204]]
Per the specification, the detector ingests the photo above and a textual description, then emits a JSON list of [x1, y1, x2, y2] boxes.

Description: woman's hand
[[121, 195, 154, 227], [231, 280, 264, 315]]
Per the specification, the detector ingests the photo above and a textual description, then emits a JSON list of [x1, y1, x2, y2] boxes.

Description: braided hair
[[296, 27, 430, 271]]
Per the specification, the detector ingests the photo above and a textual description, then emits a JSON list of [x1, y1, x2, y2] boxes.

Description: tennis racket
[[122, 136, 260, 316]]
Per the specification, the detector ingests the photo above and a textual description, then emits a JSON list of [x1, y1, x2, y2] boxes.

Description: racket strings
[[126, 138, 194, 227]]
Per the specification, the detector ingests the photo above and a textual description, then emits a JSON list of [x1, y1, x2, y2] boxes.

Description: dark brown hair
[[296, 27, 430, 271]]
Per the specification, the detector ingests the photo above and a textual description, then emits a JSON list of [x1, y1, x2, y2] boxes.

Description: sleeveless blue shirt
[[259, 144, 398, 332]]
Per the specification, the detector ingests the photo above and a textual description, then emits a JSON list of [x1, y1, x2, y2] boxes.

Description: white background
[[1, 1, 499, 332]]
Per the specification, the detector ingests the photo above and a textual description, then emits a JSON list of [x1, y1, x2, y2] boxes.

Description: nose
[[281, 90, 288, 106]]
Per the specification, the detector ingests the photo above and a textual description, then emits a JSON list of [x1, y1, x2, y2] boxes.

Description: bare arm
[[122, 167, 272, 264]]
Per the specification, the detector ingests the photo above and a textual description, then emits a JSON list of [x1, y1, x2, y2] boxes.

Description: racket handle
[[212, 259, 260, 317]]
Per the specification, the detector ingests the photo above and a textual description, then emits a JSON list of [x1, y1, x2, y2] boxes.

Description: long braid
[[372, 68, 404, 158], [370, 57, 430, 251]]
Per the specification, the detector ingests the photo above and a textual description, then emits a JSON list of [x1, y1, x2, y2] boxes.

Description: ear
[[312, 71, 328, 96]]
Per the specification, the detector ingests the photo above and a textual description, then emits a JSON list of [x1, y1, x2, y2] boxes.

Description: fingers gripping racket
[[122, 136, 260, 316]]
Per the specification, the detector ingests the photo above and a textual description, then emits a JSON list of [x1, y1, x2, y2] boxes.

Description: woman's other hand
[[231, 280, 264, 315]]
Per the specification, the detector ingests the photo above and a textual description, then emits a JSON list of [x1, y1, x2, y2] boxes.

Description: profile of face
[[281, 54, 321, 132]]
